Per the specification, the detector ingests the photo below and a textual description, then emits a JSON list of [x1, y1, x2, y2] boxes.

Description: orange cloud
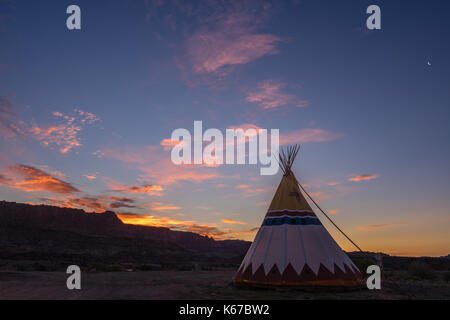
[[117, 213, 228, 239], [101, 144, 223, 186], [100, 146, 160, 165], [235, 184, 249, 189], [0, 165, 79, 194], [108, 196, 135, 203], [221, 219, 246, 225], [140, 160, 221, 185], [329, 209, 340, 215], [40, 194, 142, 212], [128, 185, 164, 194], [357, 222, 408, 231], [306, 191, 331, 201], [30, 110, 100, 154], [349, 174, 380, 182], [240, 186, 273, 198], [160, 138, 184, 151], [227, 123, 263, 133], [83, 174, 97, 180], [246, 80, 307, 110], [195, 205, 213, 210], [41, 197, 106, 213], [221, 226, 260, 240], [143, 202, 181, 211], [108, 181, 164, 196], [109, 200, 137, 209]]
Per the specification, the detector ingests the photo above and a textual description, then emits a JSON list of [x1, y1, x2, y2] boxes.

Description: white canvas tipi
[[234, 146, 363, 288]]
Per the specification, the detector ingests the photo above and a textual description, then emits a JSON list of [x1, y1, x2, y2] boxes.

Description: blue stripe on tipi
[[262, 216, 322, 226]]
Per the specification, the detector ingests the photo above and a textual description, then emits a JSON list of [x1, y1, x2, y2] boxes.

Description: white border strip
[[267, 209, 314, 214]]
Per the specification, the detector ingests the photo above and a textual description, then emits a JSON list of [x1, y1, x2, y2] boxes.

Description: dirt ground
[[0, 269, 449, 300]]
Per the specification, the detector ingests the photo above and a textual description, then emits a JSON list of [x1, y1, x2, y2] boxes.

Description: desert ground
[[1, 269, 449, 300]]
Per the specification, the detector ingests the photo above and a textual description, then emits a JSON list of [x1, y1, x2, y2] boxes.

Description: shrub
[[407, 262, 436, 280], [443, 271, 450, 282], [351, 256, 376, 272]]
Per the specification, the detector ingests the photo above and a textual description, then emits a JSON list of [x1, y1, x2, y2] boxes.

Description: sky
[[0, 0, 449, 257]]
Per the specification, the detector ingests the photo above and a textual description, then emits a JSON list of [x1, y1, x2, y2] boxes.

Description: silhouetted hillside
[[0, 200, 250, 271]]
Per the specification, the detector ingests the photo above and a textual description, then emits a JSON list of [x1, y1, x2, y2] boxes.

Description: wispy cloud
[[349, 174, 380, 182], [160, 138, 183, 151], [306, 191, 331, 201], [280, 128, 343, 145], [0, 96, 23, 138], [83, 174, 97, 180], [221, 218, 246, 225], [41, 196, 106, 212], [328, 209, 340, 215], [143, 202, 181, 211], [357, 222, 407, 231], [40, 194, 147, 212], [180, 2, 281, 81], [30, 109, 100, 154], [246, 80, 307, 110], [187, 32, 280, 75], [102, 145, 222, 186], [108, 181, 164, 196]]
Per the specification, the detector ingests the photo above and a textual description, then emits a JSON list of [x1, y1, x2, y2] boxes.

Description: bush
[[137, 264, 162, 271], [407, 262, 436, 280], [443, 271, 450, 282], [351, 256, 376, 272]]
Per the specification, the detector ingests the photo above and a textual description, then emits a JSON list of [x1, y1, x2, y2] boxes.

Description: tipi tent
[[234, 146, 363, 288]]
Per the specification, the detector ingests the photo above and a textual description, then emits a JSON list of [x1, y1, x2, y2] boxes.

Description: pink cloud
[[143, 202, 181, 211], [306, 191, 331, 201], [101, 145, 221, 186], [141, 161, 221, 185], [240, 186, 273, 198], [101, 146, 160, 165], [30, 110, 100, 154], [227, 123, 263, 133], [221, 219, 246, 225], [0, 164, 79, 194], [280, 128, 343, 145], [246, 80, 307, 110], [160, 138, 183, 151], [181, 5, 281, 79], [357, 222, 407, 231], [187, 33, 280, 74], [348, 174, 380, 182]]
